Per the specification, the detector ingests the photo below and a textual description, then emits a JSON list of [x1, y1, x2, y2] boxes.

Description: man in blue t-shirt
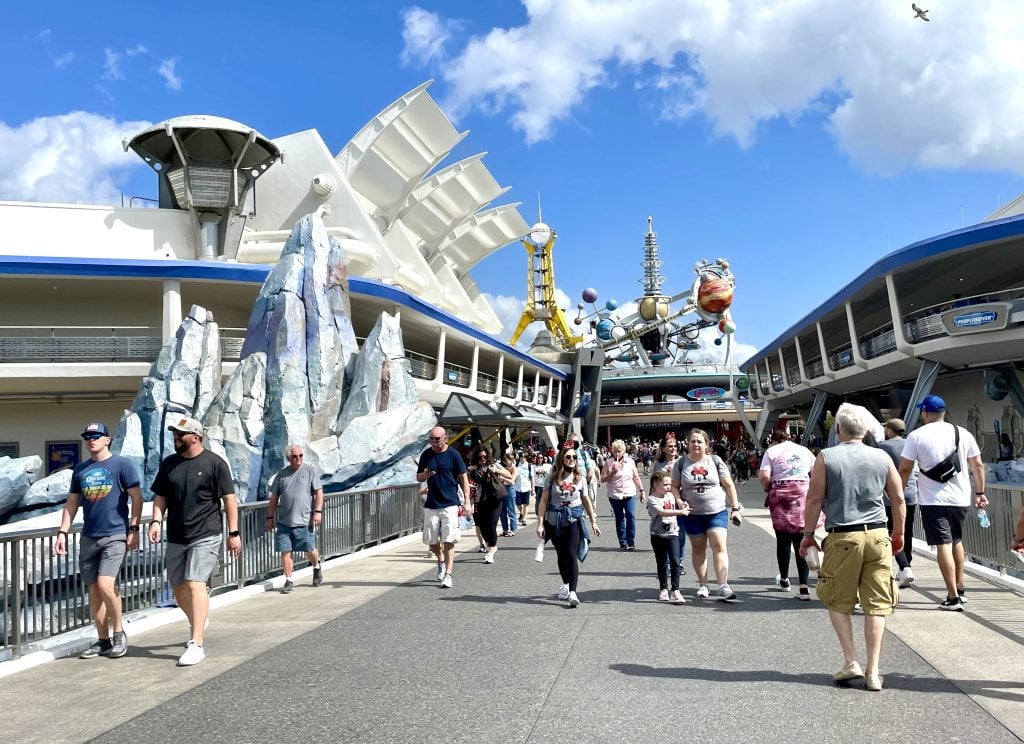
[[55, 422, 143, 660], [416, 425, 469, 589]]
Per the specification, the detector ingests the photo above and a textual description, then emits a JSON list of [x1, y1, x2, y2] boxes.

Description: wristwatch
[[128, 525, 140, 532], [228, 530, 241, 538]]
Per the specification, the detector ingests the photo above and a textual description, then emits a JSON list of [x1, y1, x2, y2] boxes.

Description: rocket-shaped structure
[[637, 216, 670, 323]]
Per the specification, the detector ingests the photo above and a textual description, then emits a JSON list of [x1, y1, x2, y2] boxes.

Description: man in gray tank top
[[800, 406, 905, 692]]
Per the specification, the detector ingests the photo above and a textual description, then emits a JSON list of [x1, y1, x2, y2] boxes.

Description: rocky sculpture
[[0, 455, 44, 522], [0, 211, 434, 526]]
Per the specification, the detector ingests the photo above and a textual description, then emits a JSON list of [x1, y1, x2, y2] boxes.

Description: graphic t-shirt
[[544, 473, 584, 524], [417, 447, 467, 509], [672, 455, 731, 515], [759, 441, 814, 483], [151, 449, 235, 544], [70, 456, 141, 538], [647, 491, 680, 537]]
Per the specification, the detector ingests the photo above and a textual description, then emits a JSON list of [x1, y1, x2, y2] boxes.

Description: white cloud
[[103, 47, 122, 80], [157, 58, 182, 91], [411, 0, 1024, 173], [51, 51, 75, 69], [0, 112, 152, 204], [400, 6, 458, 67]]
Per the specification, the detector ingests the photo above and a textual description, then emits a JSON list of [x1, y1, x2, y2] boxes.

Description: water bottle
[[805, 546, 821, 571], [977, 509, 991, 529]]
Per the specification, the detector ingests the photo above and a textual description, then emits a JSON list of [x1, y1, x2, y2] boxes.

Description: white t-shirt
[[901, 421, 980, 507]]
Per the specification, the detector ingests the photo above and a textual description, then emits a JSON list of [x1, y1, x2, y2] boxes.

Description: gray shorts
[[80, 534, 127, 585], [165, 535, 222, 587]]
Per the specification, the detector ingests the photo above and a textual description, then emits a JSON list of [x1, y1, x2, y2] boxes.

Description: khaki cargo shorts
[[815, 528, 898, 615]]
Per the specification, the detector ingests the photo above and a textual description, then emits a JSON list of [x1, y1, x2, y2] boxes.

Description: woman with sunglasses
[[468, 446, 513, 564], [537, 447, 601, 607]]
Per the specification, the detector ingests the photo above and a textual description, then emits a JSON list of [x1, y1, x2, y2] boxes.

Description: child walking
[[647, 471, 690, 604]]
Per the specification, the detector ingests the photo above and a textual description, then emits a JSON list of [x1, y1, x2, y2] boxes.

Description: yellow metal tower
[[509, 223, 583, 349]]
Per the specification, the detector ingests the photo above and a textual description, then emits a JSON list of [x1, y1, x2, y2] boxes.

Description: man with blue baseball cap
[[899, 395, 987, 611]]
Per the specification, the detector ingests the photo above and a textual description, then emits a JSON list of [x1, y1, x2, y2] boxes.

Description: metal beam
[[903, 359, 943, 431], [800, 390, 830, 447]]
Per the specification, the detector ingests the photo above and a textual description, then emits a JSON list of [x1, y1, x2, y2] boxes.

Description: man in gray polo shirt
[[267, 444, 325, 593]]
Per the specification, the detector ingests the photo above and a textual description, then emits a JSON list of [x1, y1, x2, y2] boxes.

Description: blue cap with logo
[[81, 422, 110, 437], [916, 395, 946, 413]]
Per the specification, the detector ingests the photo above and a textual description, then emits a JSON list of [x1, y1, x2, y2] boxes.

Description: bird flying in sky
[[912, 3, 930, 21]]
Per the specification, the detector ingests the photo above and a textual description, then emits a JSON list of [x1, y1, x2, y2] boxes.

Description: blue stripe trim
[[0, 255, 567, 379], [744, 213, 1024, 368]]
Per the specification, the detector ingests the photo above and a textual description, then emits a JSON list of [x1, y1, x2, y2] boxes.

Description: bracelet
[[151, 520, 162, 526], [313, 510, 323, 513], [58, 530, 68, 538], [228, 530, 240, 538], [802, 531, 815, 537], [975, 492, 985, 495]]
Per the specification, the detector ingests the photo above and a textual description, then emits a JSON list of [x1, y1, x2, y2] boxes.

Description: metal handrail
[[0, 483, 419, 659], [0, 327, 249, 364], [600, 400, 761, 414]]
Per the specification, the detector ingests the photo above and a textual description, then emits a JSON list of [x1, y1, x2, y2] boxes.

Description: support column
[[469, 343, 480, 391], [886, 274, 913, 354], [533, 370, 541, 403], [845, 302, 868, 369], [162, 279, 182, 342], [434, 331, 447, 385], [495, 354, 505, 400], [516, 364, 524, 402]]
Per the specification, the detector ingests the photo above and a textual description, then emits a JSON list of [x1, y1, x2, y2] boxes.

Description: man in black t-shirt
[[149, 417, 240, 667], [416, 425, 468, 589]]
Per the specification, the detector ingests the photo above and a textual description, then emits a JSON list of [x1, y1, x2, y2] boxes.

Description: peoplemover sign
[[687, 386, 726, 401], [952, 311, 997, 328]]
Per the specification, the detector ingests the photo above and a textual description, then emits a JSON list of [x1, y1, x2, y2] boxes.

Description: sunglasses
[[83, 434, 105, 441], [564, 455, 578, 461]]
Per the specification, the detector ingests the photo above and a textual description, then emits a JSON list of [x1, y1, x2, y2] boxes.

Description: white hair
[[834, 403, 883, 442]]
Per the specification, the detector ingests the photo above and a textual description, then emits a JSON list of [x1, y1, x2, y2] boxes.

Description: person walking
[[149, 417, 241, 666], [799, 406, 905, 692], [878, 419, 919, 588], [468, 446, 512, 564], [416, 426, 469, 588], [55, 422, 143, 659], [898, 395, 986, 610], [537, 446, 601, 607], [758, 430, 815, 600], [514, 452, 534, 527], [267, 444, 325, 594], [601, 439, 645, 550], [646, 471, 690, 603], [672, 428, 742, 601], [499, 451, 519, 536], [652, 433, 686, 573]]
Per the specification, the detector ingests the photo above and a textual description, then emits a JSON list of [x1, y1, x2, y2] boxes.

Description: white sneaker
[[440, 573, 453, 589], [177, 640, 206, 666], [898, 566, 916, 588], [558, 583, 570, 600], [436, 562, 446, 581], [568, 591, 580, 608], [775, 574, 791, 592], [535, 540, 545, 563], [671, 590, 686, 605], [185, 617, 210, 647], [483, 553, 494, 564], [718, 584, 738, 602], [696, 584, 710, 599], [658, 589, 670, 602]]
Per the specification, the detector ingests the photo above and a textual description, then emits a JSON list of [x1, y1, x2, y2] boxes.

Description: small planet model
[[582, 287, 599, 304], [605, 299, 619, 311], [639, 297, 669, 321], [697, 276, 734, 315], [718, 318, 736, 334], [595, 318, 615, 340]]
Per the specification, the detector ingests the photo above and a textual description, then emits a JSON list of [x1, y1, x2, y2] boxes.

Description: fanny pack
[[919, 425, 961, 483]]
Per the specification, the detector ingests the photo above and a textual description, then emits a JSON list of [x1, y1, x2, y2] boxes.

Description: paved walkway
[[2, 482, 1024, 743]]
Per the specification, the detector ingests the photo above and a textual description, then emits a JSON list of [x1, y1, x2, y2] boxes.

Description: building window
[[0, 442, 19, 458]]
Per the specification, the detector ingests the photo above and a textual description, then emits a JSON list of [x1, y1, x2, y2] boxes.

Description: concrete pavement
[[2, 481, 1022, 743]]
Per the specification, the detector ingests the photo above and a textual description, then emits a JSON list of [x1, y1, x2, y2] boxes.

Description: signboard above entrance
[[687, 386, 726, 401]]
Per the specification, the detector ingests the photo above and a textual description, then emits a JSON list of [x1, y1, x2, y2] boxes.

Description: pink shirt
[[758, 441, 815, 483], [603, 455, 640, 500]]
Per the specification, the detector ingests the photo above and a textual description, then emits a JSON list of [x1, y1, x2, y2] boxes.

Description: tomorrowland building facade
[[0, 82, 569, 478]]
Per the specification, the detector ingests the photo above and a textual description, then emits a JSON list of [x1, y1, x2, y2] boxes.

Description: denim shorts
[[682, 509, 729, 536], [275, 524, 317, 553]]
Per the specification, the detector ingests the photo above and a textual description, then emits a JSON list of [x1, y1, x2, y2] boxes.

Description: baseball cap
[[916, 395, 946, 413], [81, 422, 110, 438], [884, 418, 906, 434], [168, 417, 204, 437]]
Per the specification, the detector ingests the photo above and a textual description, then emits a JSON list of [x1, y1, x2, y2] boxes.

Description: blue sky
[[3, 1, 1023, 361]]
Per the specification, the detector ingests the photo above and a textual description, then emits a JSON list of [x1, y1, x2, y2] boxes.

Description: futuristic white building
[[0, 82, 567, 469]]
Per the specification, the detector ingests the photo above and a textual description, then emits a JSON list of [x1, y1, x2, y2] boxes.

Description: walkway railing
[[0, 326, 248, 363], [957, 484, 1024, 579], [600, 400, 760, 414], [0, 483, 419, 660]]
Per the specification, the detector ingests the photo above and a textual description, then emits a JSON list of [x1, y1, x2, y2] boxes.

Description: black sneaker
[[312, 568, 323, 587], [939, 597, 963, 611], [80, 639, 113, 659], [110, 631, 128, 658], [282, 579, 294, 594], [957, 588, 968, 604], [626, 545, 636, 551]]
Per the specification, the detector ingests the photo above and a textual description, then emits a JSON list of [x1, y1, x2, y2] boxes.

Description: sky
[[3, 1, 1024, 365]]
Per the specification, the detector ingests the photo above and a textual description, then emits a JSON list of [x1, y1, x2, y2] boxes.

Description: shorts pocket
[[816, 575, 833, 605]]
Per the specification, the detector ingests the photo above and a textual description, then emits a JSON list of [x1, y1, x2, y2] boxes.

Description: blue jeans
[[500, 490, 518, 532], [676, 515, 687, 560], [609, 496, 636, 547]]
